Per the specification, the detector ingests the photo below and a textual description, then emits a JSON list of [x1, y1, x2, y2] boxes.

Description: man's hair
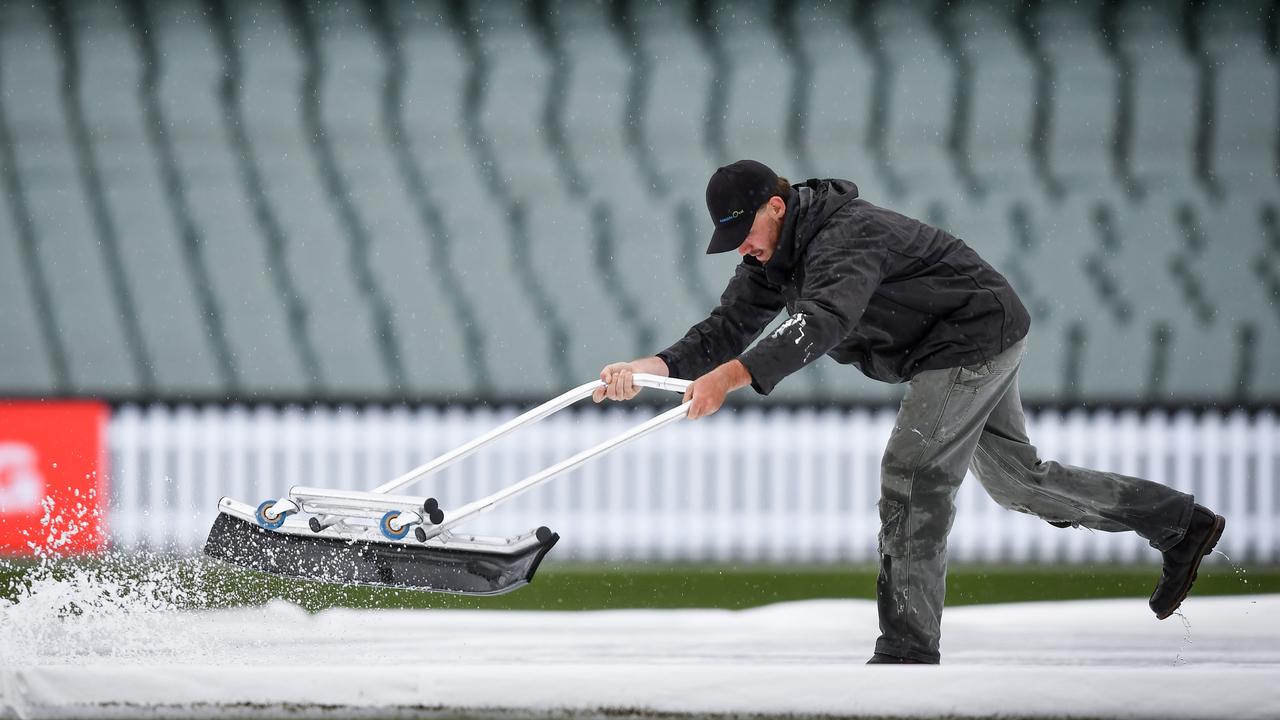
[[773, 176, 791, 199]]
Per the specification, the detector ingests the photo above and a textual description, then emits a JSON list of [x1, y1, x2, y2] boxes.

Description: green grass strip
[[1, 555, 1272, 614]]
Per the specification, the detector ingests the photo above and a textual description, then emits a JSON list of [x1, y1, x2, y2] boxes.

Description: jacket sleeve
[[656, 259, 786, 381], [738, 225, 888, 395]]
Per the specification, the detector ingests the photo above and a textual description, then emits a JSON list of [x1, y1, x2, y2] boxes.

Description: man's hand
[[683, 360, 752, 420], [592, 356, 669, 403]]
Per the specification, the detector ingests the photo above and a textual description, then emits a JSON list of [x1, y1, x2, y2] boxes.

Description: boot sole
[[1155, 514, 1226, 620]]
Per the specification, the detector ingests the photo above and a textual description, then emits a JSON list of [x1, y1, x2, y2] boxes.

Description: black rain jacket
[[656, 178, 1031, 394]]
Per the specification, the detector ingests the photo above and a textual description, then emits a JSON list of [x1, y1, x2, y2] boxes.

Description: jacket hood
[[759, 178, 861, 286]]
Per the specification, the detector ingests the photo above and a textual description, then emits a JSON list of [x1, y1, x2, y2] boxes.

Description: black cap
[[704, 160, 780, 254]]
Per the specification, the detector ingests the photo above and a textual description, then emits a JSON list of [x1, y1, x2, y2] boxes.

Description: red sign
[[0, 402, 109, 556]]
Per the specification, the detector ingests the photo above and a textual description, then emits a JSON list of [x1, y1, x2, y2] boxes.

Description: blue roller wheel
[[255, 499, 290, 530], [379, 510, 411, 540]]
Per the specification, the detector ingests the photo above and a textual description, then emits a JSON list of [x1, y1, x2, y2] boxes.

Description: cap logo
[[718, 209, 745, 224]]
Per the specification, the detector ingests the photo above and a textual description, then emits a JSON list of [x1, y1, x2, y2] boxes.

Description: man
[[592, 159, 1226, 665]]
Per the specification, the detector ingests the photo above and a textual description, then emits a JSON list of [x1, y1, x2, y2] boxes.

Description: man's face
[[736, 195, 786, 264]]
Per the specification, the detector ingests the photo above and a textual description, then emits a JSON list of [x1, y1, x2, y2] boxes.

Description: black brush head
[[203, 512, 558, 596]]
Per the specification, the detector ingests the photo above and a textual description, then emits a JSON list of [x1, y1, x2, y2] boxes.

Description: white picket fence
[[107, 404, 1280, 564]]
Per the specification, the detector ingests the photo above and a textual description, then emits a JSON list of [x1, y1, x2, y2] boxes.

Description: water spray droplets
[[1171, 610, 1192, 667], [0, 495, 222, 664], [1211, 549, 1249, 586]]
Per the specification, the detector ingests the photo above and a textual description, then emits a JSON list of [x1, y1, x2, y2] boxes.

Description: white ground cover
[[1, 581, 1276, 720]]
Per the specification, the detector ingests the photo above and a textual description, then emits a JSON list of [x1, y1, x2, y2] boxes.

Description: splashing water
[[1212, 549, 1249, 587], [1171, 610, 1192, 666], [0, 493, 273, 665], [0, 491, 402, 668], [1, 554, 201, 663]]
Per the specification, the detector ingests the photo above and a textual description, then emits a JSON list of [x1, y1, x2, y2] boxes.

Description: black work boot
[[866, 653, 930, 665], [1150, 504, 1226, 620]]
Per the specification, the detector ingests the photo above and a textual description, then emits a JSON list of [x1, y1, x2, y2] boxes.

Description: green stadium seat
[[711, 0, 802, 173], [1179, 197, 1280, 401], [953, 0, 1039, 195], [1118, 0, 1200, 196], [152, 0, 311, 397], [0, 1, 139, 395], [1081, 197, 1188, 402], [309, 0, 473, 397], [70, 0, 224, 396], [875, 2, 965, 202], [1016, 196, 1114, 402], [632, 0, 720, 199], [0, 141, 56, 393], [793, 2, 876, 183], [523, 196, 640, 383], [234, 0, 392, 397], [1202, 2, 1280, 198], [554, 0, 646, 200], [1039, 0, 1122, 197]]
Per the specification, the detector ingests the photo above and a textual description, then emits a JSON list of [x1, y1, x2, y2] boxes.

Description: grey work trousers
[[873, 335, 1196, 664]]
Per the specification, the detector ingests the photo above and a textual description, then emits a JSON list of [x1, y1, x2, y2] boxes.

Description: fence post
[[143, 404, 169, 551], [110, 405, 141, 551], [1258, 411, 1277, 564], [172, 405, 197, 552], [1224, 410, 1249, 562]]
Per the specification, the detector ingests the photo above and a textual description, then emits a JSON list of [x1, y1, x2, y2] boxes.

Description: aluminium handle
[[611, 373, 691, 395], [369, 374, 691, 497]]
